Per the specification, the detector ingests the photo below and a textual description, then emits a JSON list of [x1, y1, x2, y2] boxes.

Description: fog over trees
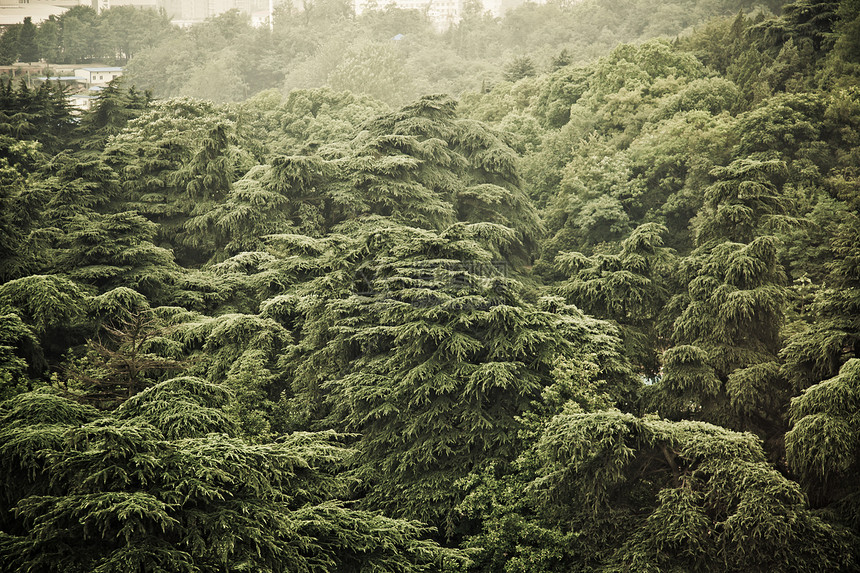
[[2, 0, 860, 571]]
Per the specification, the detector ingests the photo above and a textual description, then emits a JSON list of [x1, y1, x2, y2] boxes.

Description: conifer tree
[[0, 382, 465, 571], [0, 275, 90, 378], [103, 99, 251, 267], [0, 308, 40, 398], [781, 165, 860, 389], [268, 217, 636, 530], [0, 26, 19, 65], [63, 296, 184, 408], [460, 410, 858, 572], [16, 18, 38, 64], [786, 359, 860, 530], [782, 160, 860, 530], [74, 78, 149, 156], [554, 223, 675, 376], [212, 95, 541, 263], [656, 158, 794, 453], [57, 211, 177, 302]]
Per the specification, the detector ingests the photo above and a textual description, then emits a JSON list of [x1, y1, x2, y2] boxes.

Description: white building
[[74, 66, 123, 86], [69, 86, 103, 111], [91, 0, 160, 12]]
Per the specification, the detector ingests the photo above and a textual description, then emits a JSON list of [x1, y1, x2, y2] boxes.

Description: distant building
[[0, 1, 68, 27], [1, 0, 79, 9], [353, 0, 542, 29], [1, 0, 159, 27], [157, 0, 266, 25], [74, 66, 123, 86], [32, 65, 121, 111], [91, 0, 160, 12], [69, 86, 102, 111]]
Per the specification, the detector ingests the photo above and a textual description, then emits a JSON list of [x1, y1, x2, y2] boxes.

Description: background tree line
[[5, 0, 774, 103], [2, 0, 860, 571], [0, 6, 172, 66]]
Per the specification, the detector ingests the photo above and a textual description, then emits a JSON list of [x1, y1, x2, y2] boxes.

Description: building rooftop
[[35, 76, 84, 81], [0, 4, 67, 26]]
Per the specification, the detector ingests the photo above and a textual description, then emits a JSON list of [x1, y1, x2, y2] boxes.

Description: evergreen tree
[[503, 56, 537, 82], [103, 99, 251, 267], [63, 294, 184, 408], [554, 223, 676, 376], [780, 164, 860, 390], [656, 158, 795, 453], [74, 78, 150, 156], [16, 18, 38, 64], [36, 15, 61, 63], [269, 217, 636, 531], [461, 410, 859, 572], [213, 95, 541, 263], [0, 25, 19, 65], [787, 359, 860, 531], [655, 236, 791, 452], [56, 211, 177, 301], [0, 382, 466, 571], [0, 275, 90, 379]]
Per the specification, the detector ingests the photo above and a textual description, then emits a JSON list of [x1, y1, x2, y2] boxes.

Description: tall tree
[[0, 25, 19, 65], [271, 218, 636, 531], [554, 223, 676, 377], [461, 410, 859, 572], [655, 158, 795, 455], [16, 18, 38, 64]]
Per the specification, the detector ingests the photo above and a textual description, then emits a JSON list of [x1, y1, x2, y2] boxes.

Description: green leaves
[[531, 411, 855, 572], [263, 216, 636, 530], [555, 223, 675, 376], [0, 386, 464, 572], [0, 275, 88, 335], [787, 360, 860, 505]]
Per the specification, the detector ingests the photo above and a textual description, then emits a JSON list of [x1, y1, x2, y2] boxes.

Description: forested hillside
[[2, 0, 860, 571], [4, 0, 782, 104]]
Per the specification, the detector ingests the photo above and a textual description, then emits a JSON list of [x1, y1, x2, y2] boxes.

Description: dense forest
[[2, 0, 860, 570]]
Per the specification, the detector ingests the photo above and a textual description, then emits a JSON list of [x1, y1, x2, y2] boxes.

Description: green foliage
[[159, 308, 293, 436], [73, 79, 150, 155], [462, 410, 859, 572], [236, 87, 386, 157], [787, 359, 860, 527], [0, 26, 19, 66], [63, 303, 185, 409], [57, 211, 177, 300], [35, 5, 174, 65], [16, 18, 38, 64], [0, 79, 75, 156], [267, 216, 636, 531], [555, 223, 676, 376], [115, 0, 756, 102], [695, 158, 790, 244], [104, 99, 251, 266], [781, 162, 860, 390], [503, 56, 537, 83], [327, 41, 417, 107], [0, 275, 89, 337], [4, 1, 860, 567], [210, 95, 541, 262], [0, 387, 465, 572], [655, 237, 790, 444], [0, 308, 41, 399]]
